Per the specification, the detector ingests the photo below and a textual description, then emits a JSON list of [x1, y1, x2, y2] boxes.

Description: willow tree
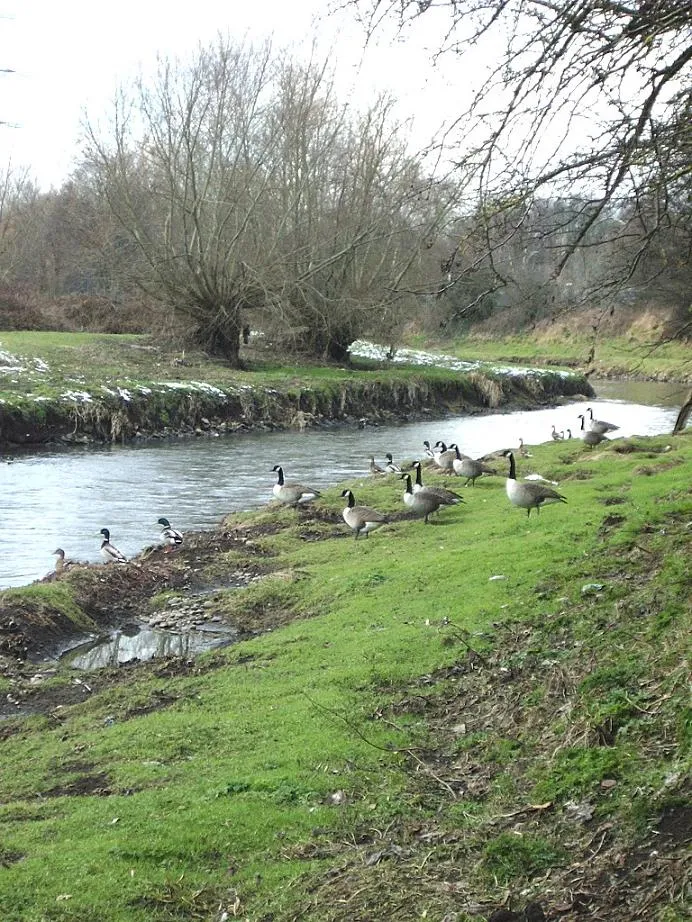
[[84, 40, 289, 366], [84, 38, 451, 365], [264, 58, 453, 360]]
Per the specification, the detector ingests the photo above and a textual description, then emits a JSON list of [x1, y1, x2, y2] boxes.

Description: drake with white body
[[158, 517, 183, 551], [99, 528, 127, 563]]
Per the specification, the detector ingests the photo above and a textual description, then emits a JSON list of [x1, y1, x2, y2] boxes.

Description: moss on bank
[[0, 331, 592, 448]]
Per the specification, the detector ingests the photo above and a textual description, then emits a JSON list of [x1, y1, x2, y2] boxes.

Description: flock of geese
[[52, 406, 620, 566]]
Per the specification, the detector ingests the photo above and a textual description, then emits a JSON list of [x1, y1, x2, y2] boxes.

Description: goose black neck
[[414, 463, 423, 487], [579, 415, 585, 431], [506, 452, 516, 480], [403, 474, 413, 494], [275, 466, 285, 485], [346, 491, 355, 508]]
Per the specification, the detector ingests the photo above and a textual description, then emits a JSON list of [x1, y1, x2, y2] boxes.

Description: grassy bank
[[0, 332, 592, 448], [408, 332, 692, 382], [0, 433, 690, 921]]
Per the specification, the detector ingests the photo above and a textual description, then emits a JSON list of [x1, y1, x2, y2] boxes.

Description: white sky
[[0, 0, 471, 190]]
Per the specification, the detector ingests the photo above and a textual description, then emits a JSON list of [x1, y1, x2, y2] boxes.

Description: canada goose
[[412, 461, 464, 507], [401, 473, 444, 523], [587, 407, 619, 434], [434, 441, 470, 473], [157, 517, 183, 551], [564, 429, 572, 440], [551, 425, 563, 441], [369, 456, 386, 475], [423, 440, 436, 461], [453, 456, 498, 486], [518, 438, 532, 458], [99, 528, 127, 563], [341, 489, 388, 539], [578, 414, 607, 448], [271, 465, 321, 506], [384, 453, 402, 473], [501, 451, 566, 518]]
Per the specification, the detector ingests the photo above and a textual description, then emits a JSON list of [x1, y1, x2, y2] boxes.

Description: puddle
[[62, 622, 238, 670]]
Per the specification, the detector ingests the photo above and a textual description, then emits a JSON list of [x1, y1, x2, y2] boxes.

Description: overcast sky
[[0, 0, 468, 189]]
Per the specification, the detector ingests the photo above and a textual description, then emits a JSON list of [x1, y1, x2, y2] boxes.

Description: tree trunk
[[672, 389, 692, 434], [195, 313, 242, 367], [326, 336, 352, 363]]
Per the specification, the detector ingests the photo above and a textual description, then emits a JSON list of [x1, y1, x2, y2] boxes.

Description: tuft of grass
[[482, 832, 567, 884]]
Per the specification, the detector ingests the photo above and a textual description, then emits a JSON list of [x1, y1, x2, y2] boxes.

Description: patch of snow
[[156, 381, 227, 398], [33, 358, 50, 372], [189, 381, 227, 397], [117, 387, 133, 402], [61, 391, 93, 403], [138, 386, 152, 395], [349, 340, 578, 380]]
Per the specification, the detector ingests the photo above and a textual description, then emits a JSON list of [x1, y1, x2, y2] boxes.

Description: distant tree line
[[0, 24, 689, 364]]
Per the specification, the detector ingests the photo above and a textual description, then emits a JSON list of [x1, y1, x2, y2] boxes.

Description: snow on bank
[[349, 340, 575, 379]]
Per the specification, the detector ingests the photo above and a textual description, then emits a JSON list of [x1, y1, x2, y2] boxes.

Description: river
[[1, 380, 687, 589]]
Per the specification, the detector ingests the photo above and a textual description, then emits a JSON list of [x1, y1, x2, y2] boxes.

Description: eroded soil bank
[[0, 365, 592, 449]]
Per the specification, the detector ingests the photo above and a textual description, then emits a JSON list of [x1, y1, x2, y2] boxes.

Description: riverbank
[[0, 433, 690, 921], [0, 332, 593, 449], [410, 332, 692, 383]]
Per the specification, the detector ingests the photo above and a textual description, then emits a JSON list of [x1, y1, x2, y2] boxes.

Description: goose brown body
[[271, 465, 320, 506], [341, 489, 388, 539], [502, 451, 566, 517]]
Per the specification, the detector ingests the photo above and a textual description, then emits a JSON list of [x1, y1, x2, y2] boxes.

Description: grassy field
[[0, 433, 690, 921], [0, 330, 485, 400], [408, 332, 692, 381]]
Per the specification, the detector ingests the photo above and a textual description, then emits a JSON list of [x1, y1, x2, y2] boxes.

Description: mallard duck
[[341, 489, 389, 539], [99, 528, 127, 563], [53, 548, 74, 574], [518, 438, 532, 458], [369, 456, 386, 475], [158, 517, 183, 551], [271, 465, 320, 506], [501, 451, 566, 517], [384, 453, 402, 473]]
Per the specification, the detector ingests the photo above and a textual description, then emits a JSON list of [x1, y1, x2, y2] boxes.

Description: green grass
[[0, 434, 690, 920], [0, 330, 485, 402], [408, 331, 692, 380]]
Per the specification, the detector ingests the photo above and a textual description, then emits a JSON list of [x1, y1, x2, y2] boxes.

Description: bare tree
[[83, 40, 285, 366], [340, 0, 692, 336], [0, 163, 38, 283], [264, 58, 452, 359], [83, 37, 451, 365]]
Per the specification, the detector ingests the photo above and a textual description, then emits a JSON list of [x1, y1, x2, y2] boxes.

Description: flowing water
[[1, 379, 687, 590]]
